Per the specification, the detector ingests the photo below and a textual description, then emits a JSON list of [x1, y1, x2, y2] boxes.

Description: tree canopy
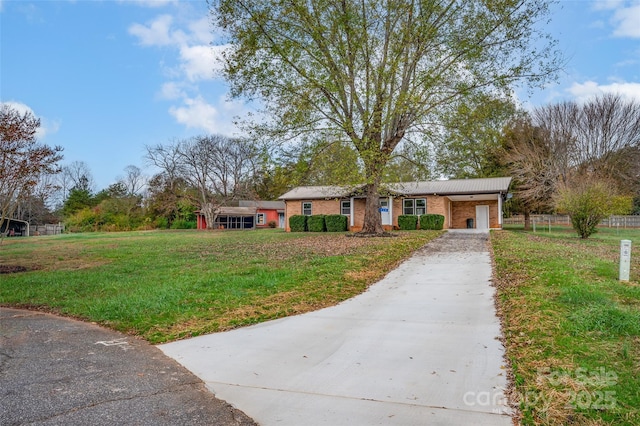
[[212, 0, 561, 233], [503, 94, 640, 218], [0, 104, 63, 239]]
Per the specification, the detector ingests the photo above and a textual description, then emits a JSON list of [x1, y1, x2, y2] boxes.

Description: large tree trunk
[[201, 203, 217, 230], [523, 210, 531, 231], [360, 180, 384, 234]]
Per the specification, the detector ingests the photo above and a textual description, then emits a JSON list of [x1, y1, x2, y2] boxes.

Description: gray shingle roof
[[239, 200, 286, 210], [278, 177, 511, 200]]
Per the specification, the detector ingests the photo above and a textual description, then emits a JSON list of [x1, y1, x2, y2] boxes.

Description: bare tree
[[119, 165, 146, 196], [146, 135, 260, 229], [145, 140, 182, 192], [503, 118, 560, 229], [503, 94, 640, 229], [58, 160, 95, 198], [0, 104, 63, 239]]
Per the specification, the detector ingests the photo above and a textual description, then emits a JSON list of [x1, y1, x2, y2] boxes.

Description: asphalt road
[[0, 308, 257, 426]]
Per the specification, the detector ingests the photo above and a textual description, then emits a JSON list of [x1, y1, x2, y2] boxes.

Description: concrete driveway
[[159, 231, 513, 426]]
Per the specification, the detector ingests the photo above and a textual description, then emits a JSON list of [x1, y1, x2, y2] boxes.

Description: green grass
[[0, 229, 442, 343], [491, 228, 640, 425]]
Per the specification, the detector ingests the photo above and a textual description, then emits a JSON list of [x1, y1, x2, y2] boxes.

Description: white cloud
[[568, 80, 640, 102], [169, 96, 219, 133], [592, 0, 626, 11], [158, 82, 187, 100], [129, 8, 241, 133], [168, 96, 247, 136], [1, 101, 60, 139], [117, 0, 177, 8], [611, 4, 640, 38], [188, 17, 212, 44], [179, 45, 214, 81], [128, 14, 184, 46]]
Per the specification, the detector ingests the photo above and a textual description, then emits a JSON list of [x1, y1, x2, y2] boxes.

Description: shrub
[[268, 220, 277, 228], [170, 220, 196, 229], [419, 214, 445, 230], [557, 181, 632, 239], [289, 215, 307, 232], [307, 215, 326, 232], [398, 215, 418, 230], [325, 214, 348, 232]]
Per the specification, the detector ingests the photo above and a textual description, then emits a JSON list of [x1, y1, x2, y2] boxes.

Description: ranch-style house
[[278, 177, 512, 232]]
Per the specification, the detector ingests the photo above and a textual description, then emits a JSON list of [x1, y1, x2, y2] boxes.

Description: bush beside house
[[289, 215, 307, 232], [398, 215, 418, 230], [325, 214, 348, 232], [419, 214, 445, 230], [307, 215, 326, 232]]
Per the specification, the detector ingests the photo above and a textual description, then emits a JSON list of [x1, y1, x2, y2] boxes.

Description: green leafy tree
[[62, 187, 95, 217], [213, 0, 561, 234], [556, 180, 632, 239], [382, 141, 432, 183], [436, 94, 520, 179]]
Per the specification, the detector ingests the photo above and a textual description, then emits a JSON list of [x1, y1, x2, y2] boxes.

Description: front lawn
[[0, 229, 441, 343], [492, 228, 640, 425]]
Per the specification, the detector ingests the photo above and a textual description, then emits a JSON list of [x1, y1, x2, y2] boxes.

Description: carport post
[[619, 240, 631, 282]]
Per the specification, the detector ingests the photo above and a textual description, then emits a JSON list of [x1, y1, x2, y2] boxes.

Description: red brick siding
[[450, 200, 500, 229]]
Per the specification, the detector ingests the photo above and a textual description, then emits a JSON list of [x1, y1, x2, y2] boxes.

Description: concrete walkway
[[159, 231, 512, 426]]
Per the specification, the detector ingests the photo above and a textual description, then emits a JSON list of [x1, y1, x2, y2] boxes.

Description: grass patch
[[491, 228, 640, 425], [0, 229, 442, 343]]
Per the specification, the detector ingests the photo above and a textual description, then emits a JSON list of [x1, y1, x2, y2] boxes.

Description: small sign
[[620, 240, 632, 282], [379, 208, 389, 212]]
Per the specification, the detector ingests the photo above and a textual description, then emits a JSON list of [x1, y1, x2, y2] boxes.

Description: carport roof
[[278, 177, 512, 200]]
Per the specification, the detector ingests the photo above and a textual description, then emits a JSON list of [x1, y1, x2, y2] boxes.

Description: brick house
[[278, 177, 512, 232]]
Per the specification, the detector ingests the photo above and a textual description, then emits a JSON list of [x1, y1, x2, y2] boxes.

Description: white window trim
[[341, 200, 351, 216], [256, 212, 266, 225], [403, 198, 427, 215], [302, 201, 312, 216]]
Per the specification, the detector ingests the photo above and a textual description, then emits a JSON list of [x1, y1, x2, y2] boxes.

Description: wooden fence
[[30, 224, 65, 236], [503, 215, 640, 228]]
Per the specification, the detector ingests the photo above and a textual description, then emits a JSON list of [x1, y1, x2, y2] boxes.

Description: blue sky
[[1, 0, 639, 191]]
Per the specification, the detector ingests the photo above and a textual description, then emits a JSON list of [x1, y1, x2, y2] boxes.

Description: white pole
[[620, 240, 632, 282]]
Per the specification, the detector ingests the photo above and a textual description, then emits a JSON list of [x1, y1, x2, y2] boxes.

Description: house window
[[302, 202, 312, 216], [256, 213, 266, 225], [403, 198, 427, 215], [341, 200, 351, 215]]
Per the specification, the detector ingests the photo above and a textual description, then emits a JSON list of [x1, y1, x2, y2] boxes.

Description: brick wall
[[285, 196, 502, 231], [450, 200, 500, 229], [284, 199, 340, 231]]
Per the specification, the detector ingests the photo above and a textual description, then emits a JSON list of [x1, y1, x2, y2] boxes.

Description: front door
[[475, 205, 490, 230], [380, 198, 391, 225]]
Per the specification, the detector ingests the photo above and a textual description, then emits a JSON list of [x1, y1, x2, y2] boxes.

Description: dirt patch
[[0, 265, 30, 274]]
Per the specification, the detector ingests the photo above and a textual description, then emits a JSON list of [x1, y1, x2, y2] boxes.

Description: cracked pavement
[[0, 308, 256, 426]]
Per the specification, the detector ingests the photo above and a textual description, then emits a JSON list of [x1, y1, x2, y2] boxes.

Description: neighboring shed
[[239, 200, 286, 228], [196, 200, 286, 230], [278, 177, 512, 232], [0, 219, 29, 237]]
